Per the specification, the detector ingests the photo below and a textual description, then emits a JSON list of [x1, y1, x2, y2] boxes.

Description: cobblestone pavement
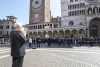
[[0, 43, 100, 67]]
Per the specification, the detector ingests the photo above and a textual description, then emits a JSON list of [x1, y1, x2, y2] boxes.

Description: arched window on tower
[[69, 21, 74, 26], [93, 6, 98, 14], [87, 7, 92, 15]]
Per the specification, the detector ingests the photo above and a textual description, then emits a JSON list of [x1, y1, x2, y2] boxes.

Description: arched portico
[[65, 30, 70, 38], [38, 32, 42, 38], [89, 18, 100, 37], [43, 31, 46, 38], [48, 31, 52, 38], [53, 31, 58, 37], [72, 29, 77, 37], [33, 32, 37, 38], [59, 30, 64, 37], [29, 32, 33, 38], [78, 29, 85, 37]]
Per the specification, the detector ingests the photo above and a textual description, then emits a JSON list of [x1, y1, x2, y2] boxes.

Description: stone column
[[86, 28, 89, 37], [77, 30, 79, 38], [57, 30, 59, 37], [51, 31, 54, 38], [63, 31, 65, 38], [52, 23, 54, 28], [70, 29, 72, 38]]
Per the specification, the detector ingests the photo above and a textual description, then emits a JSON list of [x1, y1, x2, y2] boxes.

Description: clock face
[[32, 0, 43, 9], [85, 0, 98, 3]]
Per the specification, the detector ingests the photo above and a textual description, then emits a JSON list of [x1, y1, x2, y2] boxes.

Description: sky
[[0, 0, 61, 25]]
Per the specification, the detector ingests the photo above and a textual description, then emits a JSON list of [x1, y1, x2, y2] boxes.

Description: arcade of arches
[[28, 29, 86, 38]]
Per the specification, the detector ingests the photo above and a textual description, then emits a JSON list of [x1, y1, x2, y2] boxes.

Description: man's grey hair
[[14, 22, 23, 29]]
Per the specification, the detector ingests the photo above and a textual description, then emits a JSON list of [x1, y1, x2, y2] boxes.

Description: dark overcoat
[[10, 29, 26, 57]]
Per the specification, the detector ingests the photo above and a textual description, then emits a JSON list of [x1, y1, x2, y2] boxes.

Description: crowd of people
[[28, 36, 100, 48], [0, 38, 10, 44]]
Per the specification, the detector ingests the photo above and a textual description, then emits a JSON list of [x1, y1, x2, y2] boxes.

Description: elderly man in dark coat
[[10, 22, 26, 67]]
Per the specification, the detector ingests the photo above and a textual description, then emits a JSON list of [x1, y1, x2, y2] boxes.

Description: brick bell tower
[[29, 0, 50, 24]]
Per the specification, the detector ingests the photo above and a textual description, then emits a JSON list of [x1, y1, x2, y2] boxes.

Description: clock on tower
[[29, 0, 50, 24], [32, 0, 43, 9]]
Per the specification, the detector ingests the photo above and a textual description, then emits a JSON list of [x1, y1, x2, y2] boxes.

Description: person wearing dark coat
[[10, 22, 26, 67], [58, 38, 61, 45], [36, 36, 41, 48], [47, 37, 52, 47], [67, 38, 71, 46]]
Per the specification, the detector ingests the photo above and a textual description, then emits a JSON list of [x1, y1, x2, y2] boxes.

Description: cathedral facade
[[61, 0, 100, 38], [26, 0, 100, 38]]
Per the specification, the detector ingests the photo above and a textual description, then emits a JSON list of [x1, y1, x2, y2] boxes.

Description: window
[[6, 26, 9, 29], [70, 0, 73, 2], [80, 3, 82, 8], [80, 10, 82, 15], [0, 31, 2, 35], [70, 5, 71, 9], [75, 11, 77, 15], [69, 21, 74, 26], [73, 5, 74, 9], [0, 26, 3, 29], [84, 10, 85, 14], [82, 10, 84, 14], [79, 22, 83, 25], [99, 7, 100, 13], [75, 0, 78, 1], [68, 12, 71, 16], [82, 3, 85, 7], [77, 11, 79, 15], [75, 4, 77, 8], [77, 4, 79, 8]]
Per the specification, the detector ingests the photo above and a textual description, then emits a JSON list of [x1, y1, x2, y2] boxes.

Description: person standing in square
[[10, 22, 26, 67]]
